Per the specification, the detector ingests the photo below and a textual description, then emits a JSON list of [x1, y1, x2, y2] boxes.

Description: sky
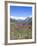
[[10, 6, 32, 20]]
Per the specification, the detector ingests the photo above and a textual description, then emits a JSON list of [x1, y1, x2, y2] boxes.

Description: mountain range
[[10, 17, 32, 25]]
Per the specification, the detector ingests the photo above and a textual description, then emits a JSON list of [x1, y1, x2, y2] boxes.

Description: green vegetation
[[10, 23, 32, 40]]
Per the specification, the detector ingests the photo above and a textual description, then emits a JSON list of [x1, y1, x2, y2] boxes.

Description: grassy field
[[10, 22, 32, 40]]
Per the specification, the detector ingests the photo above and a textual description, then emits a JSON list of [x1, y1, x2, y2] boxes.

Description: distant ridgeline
[[10, 17, 32, 25]]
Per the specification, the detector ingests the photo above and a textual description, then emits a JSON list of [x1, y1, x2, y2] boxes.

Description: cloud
[[10, 16, 32, 20]]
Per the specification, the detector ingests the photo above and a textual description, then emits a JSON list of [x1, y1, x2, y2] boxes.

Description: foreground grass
[[10, 23, 32, 40]]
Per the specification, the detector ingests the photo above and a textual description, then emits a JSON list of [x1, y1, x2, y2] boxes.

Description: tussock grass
[[10, 23, 32, 40]]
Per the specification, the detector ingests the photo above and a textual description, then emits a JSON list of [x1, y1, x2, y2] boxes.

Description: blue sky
[[10, 6, 32, 20]]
